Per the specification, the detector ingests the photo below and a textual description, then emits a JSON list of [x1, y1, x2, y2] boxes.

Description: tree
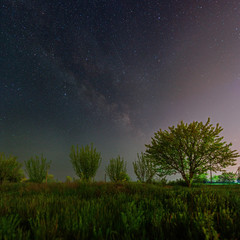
[[0, 153, 24, 184], [133, 152, 156, 183], [212, 175, 220, 182], [218, 172, 237, 182], [70, 143, 102, 182], [24, 155, 51, 183], [193, 173, 209, 183], [145, 118, 239, 187], [105, 156, 128, 182]]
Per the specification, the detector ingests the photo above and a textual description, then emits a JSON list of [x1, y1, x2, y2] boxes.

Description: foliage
[[145, 118, 239, 187], [105, 156, 128, 182], [133, 152, 156, 183], [218, 172, 237, 182], [24, 155, 51, 183], [119, 172, 131, 182], [212, 175, 220, 182], [193, 173, 209, 183], [0, 153, 24, 184], [70, 143, 102, 182], [1, 183, 240, 239]]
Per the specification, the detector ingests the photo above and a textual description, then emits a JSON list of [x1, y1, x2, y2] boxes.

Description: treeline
[[1, 117, 239, 187], [0, 145, 158, 184], [193, 172, 239, 183]]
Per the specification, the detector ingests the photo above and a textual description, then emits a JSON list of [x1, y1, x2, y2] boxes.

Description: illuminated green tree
[[193, 173, 208, 183], [105, 156, 128, 182], [70, 143, 102, 182], [146, 118, 239, 187], [212, 175, 220, 182], [0, 153, 24, 184], [24, 155, 51, 183]]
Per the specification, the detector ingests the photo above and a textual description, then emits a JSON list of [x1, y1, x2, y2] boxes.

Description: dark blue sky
[[1, 0, 240, 181]]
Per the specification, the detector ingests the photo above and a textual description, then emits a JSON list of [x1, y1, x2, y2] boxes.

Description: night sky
[[1, 0, 240, 181]]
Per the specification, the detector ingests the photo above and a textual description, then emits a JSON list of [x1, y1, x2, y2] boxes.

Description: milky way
[[1, 0, 240, 180]]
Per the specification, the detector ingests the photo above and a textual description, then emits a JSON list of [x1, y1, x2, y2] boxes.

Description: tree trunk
[[188, 178, 193, 187], [46, 170, 48, 183], [210, 160, 212, 183], [182, 175, 192, 187], [188, 182, 192, 187]]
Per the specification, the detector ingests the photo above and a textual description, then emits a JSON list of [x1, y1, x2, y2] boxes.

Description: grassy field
[[1, 182, 240, 240]]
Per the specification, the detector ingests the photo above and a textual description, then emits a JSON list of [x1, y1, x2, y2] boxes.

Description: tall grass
[[0, 182, 240, 239]]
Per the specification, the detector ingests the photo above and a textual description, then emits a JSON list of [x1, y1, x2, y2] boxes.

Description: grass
[[1, 182, 240, 239]]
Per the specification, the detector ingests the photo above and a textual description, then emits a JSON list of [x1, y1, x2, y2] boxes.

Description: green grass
[[1, 182, 240, 239]]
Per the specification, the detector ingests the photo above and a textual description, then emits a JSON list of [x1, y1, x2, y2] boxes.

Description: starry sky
[[1, 0, 240, 181]]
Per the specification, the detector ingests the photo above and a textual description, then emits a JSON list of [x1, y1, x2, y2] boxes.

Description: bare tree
[[133, 152, 156, 183]]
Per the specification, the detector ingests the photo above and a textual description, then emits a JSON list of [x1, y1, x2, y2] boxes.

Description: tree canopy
[[145, 118, 239, 187]]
